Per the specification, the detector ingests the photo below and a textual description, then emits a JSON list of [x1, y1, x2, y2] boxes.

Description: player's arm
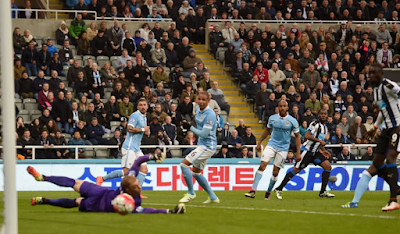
[[256, 127, 272, 151], [189, 125, 212, 138], [127, 125, 147, 133], [304, 131, 326, 146], [294, 132, 302, 161]]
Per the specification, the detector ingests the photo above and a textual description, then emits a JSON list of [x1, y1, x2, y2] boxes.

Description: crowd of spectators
[[11, 0, 400, 161], [210, 20, 397, 161]]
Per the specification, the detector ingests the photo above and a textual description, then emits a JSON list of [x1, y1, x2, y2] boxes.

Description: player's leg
[[135, 151, 149, 186], [97, 148, 129, 185], [192, 148, 219, 203], [245, 146, 273, 198], [192, 166, 219, 204], [274, 151, 310, 198], [179, 146, 208, 202], [381, 148, 399, 211], [265, 149, 286, 200], [265, 165, 280, 200], [27, 166, 79, 190], [318, 159, 334, 198], [31, 197, 82, 209]]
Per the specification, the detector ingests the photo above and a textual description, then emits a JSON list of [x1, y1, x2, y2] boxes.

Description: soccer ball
[[112, 193, 135, 215]]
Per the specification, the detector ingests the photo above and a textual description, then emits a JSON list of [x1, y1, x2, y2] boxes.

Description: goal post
[[1, 2, 18, 233]]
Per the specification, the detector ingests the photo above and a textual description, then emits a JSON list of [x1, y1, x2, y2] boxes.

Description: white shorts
[[185, 145, 216, 170], [261, 146, 288, 169], [121, 148, 145, 168]]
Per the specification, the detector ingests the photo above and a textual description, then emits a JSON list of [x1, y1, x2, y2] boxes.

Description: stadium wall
[[3, 159, 399, 191]]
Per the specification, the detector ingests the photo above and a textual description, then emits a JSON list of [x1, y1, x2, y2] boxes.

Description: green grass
[[1, 191, 400, 234]]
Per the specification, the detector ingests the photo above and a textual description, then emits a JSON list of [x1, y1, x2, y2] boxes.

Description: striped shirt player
[[373, 78, 400, 154], [179, 92, 220, 204], [274, 110, 335, 199], [245, 102, 302, 200], [342, 65, 400, 211]]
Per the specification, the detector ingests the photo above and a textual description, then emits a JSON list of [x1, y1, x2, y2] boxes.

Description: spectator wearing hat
[[98, 109, 111, 133], [290, 93, 305, 116], [293, 8, 305, 20], [213, 144, 232, 158], [91, 30, 111, 57], [150, 116, 163, 136], [209, 25, 225, 58], [119, 96, 134, 118], [183, 48, 203, 76], [303, 107, 317, 125], [336, 22, 353, 47]]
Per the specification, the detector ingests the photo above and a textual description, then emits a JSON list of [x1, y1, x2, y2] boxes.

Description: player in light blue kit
[[96, 98, 149, 191], [179, 92, 220, 204], [244, 100, 301, 200]]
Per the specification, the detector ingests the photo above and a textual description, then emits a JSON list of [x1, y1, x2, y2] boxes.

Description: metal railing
[[208, 19, 397, 25], [1, 144, 378, 160], [11, 9, 97, 20], [4, 144, 259, 160], [96, 17, 174, 22]]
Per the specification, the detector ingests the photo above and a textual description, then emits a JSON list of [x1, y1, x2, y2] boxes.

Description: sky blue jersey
[[267, 114, 300, 152], [122, 110, 147, 152], [194, 106, 217, 151]]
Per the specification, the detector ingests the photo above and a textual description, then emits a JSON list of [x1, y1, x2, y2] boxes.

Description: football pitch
[[1, 191, 399, 234]]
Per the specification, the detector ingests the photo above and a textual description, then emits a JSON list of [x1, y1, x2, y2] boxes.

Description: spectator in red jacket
[[253, 62, 270, 87], [37, 83, 53, 106]]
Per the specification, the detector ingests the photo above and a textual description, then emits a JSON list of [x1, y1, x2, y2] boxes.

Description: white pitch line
[[144, 203, 399, 220]]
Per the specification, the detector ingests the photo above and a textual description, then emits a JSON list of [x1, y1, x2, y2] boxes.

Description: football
[[111, 193, 135, 215]]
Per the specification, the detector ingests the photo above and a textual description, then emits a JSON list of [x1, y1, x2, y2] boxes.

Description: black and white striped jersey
[[301, 121, 328, 153], [374, 78, 400, 129]]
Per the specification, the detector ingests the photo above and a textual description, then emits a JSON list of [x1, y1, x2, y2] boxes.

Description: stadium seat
[[110, 121, 121, 131], [24, 102, 38, 111], [104, 87, 113, 92], [87, 99, 93, 103], [22, 98, 37, 103], [44, 76, 51, 80], [110, 56, 118, 62], [100, 99, 108, 103], [103, 133, 113, 139], [18, 114, 30, 122], [95, 149, 110, 158], [55, 44, 63, 50], [104, 92, 111, 100], [170, 149, 182, 158], [96, 56, 109, 61], [30, 114, 41, 120], [16, 102, 23, 110], [97, 60, 109, 68], [85, 148, 94, 158], [82, 55, 95, 61]]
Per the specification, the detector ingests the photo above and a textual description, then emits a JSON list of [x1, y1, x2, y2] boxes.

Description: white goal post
[[1, 1, 18, 233]]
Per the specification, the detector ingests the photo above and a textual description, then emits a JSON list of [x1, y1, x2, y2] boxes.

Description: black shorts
[[375, 128, 400, 155], [295, 151, 327, 170]]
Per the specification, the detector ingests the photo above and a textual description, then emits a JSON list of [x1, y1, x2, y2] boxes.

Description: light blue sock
[[136, 172, 146, 186], [180, 164, 195, 195], [193, 173, 218, 200], [251, 170, 263, 191], [267, 176, 278, 192], [352, 171, 372, 203], [103, 169, 124, 181]]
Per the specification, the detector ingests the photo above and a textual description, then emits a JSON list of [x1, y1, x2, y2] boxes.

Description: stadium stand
[[7, 0, 400, 162]]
